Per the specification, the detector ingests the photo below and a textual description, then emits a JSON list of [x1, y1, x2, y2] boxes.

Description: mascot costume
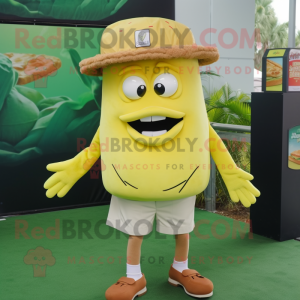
[[44, 17, 260, 299]]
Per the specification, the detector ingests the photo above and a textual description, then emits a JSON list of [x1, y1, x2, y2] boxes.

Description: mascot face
[[100, 58, 210, 201]]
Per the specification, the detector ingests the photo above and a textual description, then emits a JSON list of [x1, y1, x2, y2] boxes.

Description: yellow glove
[[44, 127, 101, 198], [209, 124, 260, 207]]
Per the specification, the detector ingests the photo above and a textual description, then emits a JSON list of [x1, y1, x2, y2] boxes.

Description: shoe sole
[[168, 277, 213, 298], [132, 286, 147, 299]]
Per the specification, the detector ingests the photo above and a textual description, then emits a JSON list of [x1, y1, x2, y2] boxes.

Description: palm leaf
[[205, 84, 251, 126]]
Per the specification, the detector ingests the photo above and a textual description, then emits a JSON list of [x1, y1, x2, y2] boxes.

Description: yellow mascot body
[[101, 58, 210, 201], [44, 17, 259, 207]]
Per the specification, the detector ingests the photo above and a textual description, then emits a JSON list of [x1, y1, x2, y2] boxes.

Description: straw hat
[[79, 17, 219, 76]]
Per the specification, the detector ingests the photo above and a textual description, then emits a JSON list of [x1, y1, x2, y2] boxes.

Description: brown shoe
[[105, 274, 147, 300], [168, 266, 213, 298]]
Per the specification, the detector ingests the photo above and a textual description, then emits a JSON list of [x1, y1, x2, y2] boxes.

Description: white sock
[[172, 258, 189, 273], [126, 263, 143, 281]]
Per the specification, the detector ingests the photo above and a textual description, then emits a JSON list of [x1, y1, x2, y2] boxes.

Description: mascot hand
[[221, 168, 260, 207], [44, 127, 101, 198], [44, 155, 98, 198]]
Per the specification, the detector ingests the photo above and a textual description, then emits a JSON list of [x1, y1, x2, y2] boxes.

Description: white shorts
[[106, 195, 196, 236]]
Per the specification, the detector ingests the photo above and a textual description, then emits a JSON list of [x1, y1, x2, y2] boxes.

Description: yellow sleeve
[[208, 123, 236, 170], [79, 126, 101, 172]]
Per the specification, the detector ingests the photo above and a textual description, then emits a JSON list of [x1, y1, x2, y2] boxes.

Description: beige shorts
[[106, 195, 196, 236]]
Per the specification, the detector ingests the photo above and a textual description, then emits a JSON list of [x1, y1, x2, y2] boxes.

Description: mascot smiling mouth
[[128, 116, 184, 137], [120, 106, 185, 146]]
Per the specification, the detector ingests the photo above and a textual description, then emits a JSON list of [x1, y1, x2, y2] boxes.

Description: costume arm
[[44, 127, 101, 198], [209, 123, 235, 169], [208, 123, 260, 207]]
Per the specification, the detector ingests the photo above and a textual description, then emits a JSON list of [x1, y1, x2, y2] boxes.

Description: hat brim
[[79, 45, 219, 76]]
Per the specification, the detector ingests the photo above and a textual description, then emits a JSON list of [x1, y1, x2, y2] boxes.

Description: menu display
[[288, 49, 300, 91], [288, 125, 300, 170]]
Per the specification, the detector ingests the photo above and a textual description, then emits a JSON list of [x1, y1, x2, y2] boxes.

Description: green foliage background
[[0, 0, 128, 20]]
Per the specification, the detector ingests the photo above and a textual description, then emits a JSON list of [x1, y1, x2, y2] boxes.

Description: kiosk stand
[[251, 48, 300, 241], [251, 92, 300, 241]]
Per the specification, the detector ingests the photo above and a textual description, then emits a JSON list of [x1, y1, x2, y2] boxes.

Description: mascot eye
[[154, 73, 178, 97], [122, 76, 147, 100]]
